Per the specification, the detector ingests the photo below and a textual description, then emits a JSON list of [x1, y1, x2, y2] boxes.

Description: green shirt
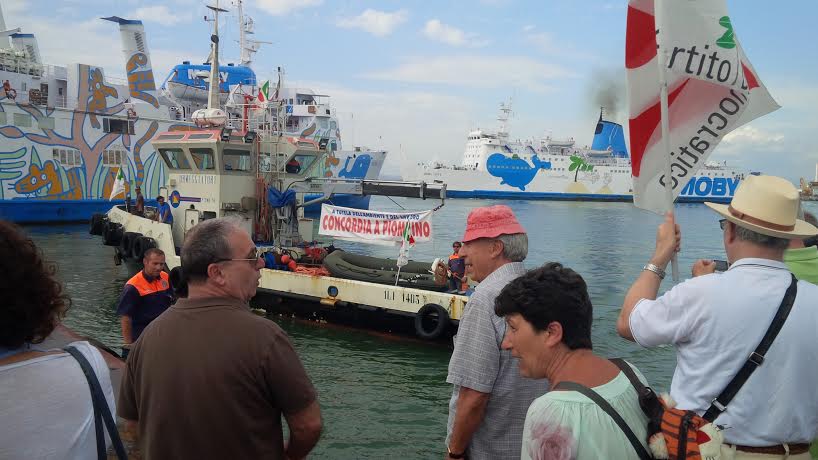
[[784, 246, 818, 284]]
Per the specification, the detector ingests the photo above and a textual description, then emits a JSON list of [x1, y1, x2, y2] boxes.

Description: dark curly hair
[[494, 262, 593, 350], [0, 220, 71, 348]]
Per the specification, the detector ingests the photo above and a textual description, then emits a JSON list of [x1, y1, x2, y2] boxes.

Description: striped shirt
[[446, 262, 550, 459]]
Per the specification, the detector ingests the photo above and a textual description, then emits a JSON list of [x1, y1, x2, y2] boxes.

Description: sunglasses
[[719, 219, 727, 230], [213, 247, 263, 264]]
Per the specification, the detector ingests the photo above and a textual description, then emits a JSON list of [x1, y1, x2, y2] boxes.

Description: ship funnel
[[592, 109, 628, 158], [10, 33, 42, 65], [101, 16, 159, 108]]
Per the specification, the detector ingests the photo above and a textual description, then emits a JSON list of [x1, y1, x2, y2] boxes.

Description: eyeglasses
[[213, 247, 263, 264], [719, 219, 727, 230]]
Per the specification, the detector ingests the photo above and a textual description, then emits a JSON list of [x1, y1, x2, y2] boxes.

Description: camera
[[713, 260, 729, 272]]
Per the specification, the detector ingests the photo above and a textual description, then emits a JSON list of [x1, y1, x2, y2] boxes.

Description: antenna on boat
[[497, 98, 513, 141], [236, 0, 270, 67], [191, 2, 229, 127]]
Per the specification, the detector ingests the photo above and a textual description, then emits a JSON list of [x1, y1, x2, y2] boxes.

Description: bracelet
[[447, 446, 466, 459], [643, 263, 666, 280]]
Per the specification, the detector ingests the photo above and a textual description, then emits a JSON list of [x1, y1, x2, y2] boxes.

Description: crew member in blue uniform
[[117, 248, 173, 358], [156, 195, 173, 225]]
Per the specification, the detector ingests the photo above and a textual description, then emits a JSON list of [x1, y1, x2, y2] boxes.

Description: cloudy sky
[[3, 0, 817, 182]]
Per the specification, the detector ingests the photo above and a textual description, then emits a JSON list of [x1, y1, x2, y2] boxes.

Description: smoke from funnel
[[587, 68, 626, 120]]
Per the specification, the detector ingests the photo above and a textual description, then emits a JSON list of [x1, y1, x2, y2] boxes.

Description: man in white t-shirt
[[617, 175, 818, 459]]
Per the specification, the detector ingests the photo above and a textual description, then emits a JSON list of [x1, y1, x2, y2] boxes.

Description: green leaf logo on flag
[[259, 80, 270, 102], [716, 16, 736, 49]]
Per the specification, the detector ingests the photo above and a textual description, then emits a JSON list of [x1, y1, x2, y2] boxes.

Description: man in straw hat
[[445, 205, 548, 460], [617, 175, 818, 459]]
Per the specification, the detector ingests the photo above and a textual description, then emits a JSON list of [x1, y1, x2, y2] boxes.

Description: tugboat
[[89, 4, 465, 341]]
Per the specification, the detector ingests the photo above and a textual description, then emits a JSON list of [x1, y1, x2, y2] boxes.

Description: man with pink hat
[[617, 175, 818, 459], [445, 205, 548, 460]]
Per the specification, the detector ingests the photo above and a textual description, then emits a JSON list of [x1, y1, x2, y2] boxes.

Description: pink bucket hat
[[462, 205, 526, 242]]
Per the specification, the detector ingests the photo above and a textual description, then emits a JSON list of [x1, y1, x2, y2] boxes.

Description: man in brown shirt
[[118, 218, 322, 459]]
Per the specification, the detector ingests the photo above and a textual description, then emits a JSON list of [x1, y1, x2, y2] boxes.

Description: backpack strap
[[554, 381, 652, 460], [610, 358, 646, 393], [702, 274, 798, 422], [65, 346, 128, 460]]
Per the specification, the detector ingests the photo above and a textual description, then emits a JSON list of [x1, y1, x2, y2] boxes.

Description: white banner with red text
[[318, 204, 433, 246]]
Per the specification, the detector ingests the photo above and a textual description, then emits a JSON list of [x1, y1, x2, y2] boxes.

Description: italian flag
[[258, 80, 270, 102], [109, 167, 126, 200], [402, 221, 415, 247]]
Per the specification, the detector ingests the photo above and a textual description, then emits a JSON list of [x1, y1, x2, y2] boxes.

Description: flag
[[401, 221, 415, 247], [626, 0, 779, 213], [109, 167, 126, 200], [258, 80, 270, 102]]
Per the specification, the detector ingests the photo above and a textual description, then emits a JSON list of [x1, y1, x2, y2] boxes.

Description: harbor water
[[26, 197, 818, 459]]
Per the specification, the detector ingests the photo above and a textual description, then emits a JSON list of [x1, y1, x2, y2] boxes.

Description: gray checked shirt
[[446, 262, 549, 460]]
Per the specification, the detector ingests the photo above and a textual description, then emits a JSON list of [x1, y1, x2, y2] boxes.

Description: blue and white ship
[[401, 102, 744, 203], [0, 1, 384, 223]]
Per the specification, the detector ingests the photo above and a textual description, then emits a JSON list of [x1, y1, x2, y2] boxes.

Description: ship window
[[102, 149, 125, 167], [52, 148, 81, 167], [13, 113, 32, 127], [158, 133, 185, 140], [38, 117, 55, 130], [223, 148, 252, 172], [190, 148, 215, 170], [103, 118, 135, 135], [159, 148, 192, 170], [187, 133, 214, 139]]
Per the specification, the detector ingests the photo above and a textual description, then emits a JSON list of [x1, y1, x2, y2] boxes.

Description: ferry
[[400, 102, 746, 203], [90, 9, 465, 341], [0, 2, 384, 223]]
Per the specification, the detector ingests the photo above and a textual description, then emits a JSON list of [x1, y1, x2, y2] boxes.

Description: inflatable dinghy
[[323, 250, 448, 291]]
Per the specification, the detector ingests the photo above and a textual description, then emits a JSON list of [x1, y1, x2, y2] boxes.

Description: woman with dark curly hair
[[494, 262, 652, 460], [0, 220, 117, 458]]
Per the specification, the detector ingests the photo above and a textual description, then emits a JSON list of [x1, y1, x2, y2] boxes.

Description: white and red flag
[[626, 0, 779, 213]]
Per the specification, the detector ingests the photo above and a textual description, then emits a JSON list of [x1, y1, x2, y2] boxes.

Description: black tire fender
[[119, 232, 139, 258], [414, 303, 450, 340], [132, 236, 156, 261], [102, 222, 123, 246], [89, 213, 106, 235]]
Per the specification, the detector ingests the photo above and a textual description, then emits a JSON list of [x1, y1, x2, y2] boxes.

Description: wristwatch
[[642, 263, 666, 280], [447, 446, 466, 459]]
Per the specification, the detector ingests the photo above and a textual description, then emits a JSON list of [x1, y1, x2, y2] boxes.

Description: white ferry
[[401, 102, 746, 203], [0, 2, 384, 223]]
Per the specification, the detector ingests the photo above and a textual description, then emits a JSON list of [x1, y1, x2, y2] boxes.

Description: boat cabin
[[150, 127, 325, 245]]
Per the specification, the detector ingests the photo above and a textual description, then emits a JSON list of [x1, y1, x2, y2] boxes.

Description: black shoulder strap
[[554, 381, 652, 460], [610, 358, 646, 393], [702, 274, 798, 422], [65, 346, 128, 460]]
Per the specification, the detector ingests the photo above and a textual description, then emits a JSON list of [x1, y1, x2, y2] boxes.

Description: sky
[[3, 0, 818, 182]]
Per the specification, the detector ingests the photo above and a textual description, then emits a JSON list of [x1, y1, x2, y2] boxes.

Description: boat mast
[[206, 1, 228, 110], [497, 98, 512, 142], [236, 0, 269, 68]]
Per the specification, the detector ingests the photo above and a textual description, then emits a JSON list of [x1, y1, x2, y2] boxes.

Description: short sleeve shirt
[[629, 258, 818, 445], [158, 202, 173, 224], [521, 363, 650, 460], [446, 262, 549, 459], [118, 296, 317, 460]]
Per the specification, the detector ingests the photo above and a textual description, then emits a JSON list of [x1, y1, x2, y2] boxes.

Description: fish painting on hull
[[338, 154, 372, 179], [486, 153, 551, 190]]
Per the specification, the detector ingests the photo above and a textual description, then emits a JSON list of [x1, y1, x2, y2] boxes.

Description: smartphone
[[713, 260, 729, 272]]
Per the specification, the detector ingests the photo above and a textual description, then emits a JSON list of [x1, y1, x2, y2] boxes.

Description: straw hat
[[704, 175, 818, 239], [462, 205, 526, 242]]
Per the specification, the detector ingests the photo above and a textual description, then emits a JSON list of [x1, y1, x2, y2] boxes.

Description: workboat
[[400, 102, 747, 203], [323, 250, 447, 292], [89, 6, 463, 341], [0, 1, 384, 223]]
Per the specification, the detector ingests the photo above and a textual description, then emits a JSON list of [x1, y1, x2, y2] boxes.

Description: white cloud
[[423, 19, 484, 47], [336, 9, 408, 37], [365, 55, 574, 92], [722, 125, 785, 147], [127, 6, 194, 26], [255, 0, 323, 17]]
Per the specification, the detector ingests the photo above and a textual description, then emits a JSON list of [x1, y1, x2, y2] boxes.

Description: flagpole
[[654, 0, 679, 282]]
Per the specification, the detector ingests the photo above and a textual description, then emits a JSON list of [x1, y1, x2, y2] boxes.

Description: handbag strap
[[554, 381, 652, 460], [65, 346, 128, 460], [702, 274, 798, 422]]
